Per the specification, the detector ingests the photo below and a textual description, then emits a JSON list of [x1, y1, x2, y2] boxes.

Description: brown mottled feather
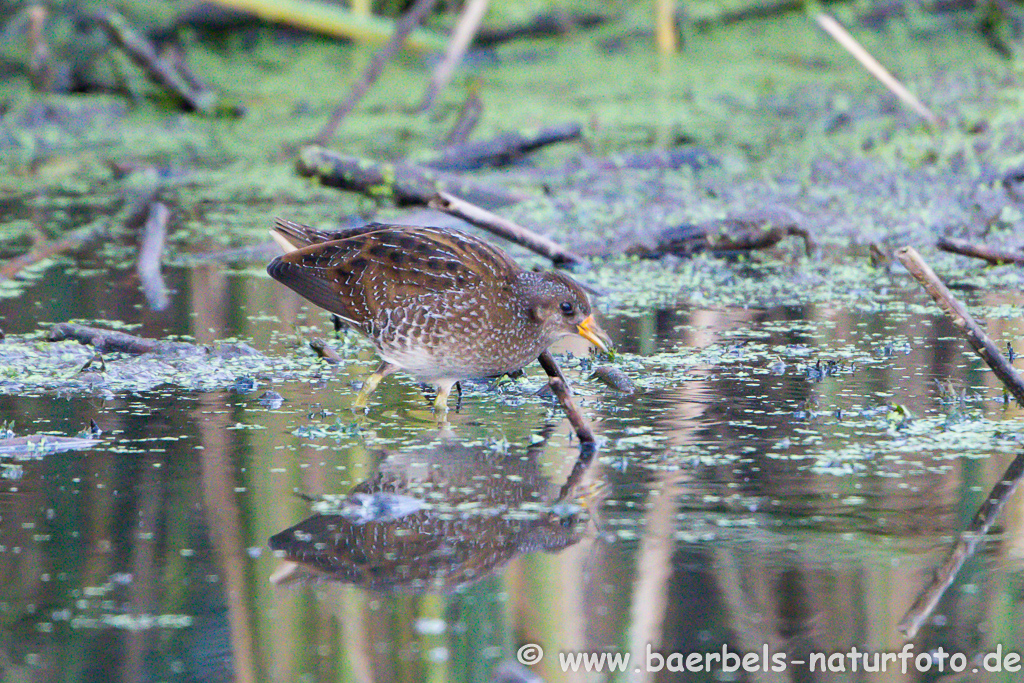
[[272, 217, 381, 249], [268, 222, 522, 334]]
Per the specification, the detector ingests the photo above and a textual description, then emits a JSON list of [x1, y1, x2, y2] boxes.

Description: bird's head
[[520, 271, 612, 353]]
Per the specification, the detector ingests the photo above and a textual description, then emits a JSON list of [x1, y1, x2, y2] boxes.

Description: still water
[[2, 259, 1024, 683]]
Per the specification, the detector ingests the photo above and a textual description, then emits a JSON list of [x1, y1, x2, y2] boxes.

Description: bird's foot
[[351, 361, 399, 412]]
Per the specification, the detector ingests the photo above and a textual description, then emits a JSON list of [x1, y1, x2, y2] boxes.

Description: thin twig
[[313, 0, 439, 146], [98, 10, 216, 113], [429, 191, 585, 266], [538, 350, 596, 444], [815, 13, 940, 126], [444, 88, 483, 145], [937, 236, 1024, 265], [894, 246, 1024, 638], [27, 4, 53, 91], [894, 246, 1024, 403], [418, 0, 489, 111]]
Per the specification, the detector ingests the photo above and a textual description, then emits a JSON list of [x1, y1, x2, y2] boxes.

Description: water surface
[[2, 260, 1024, 682]]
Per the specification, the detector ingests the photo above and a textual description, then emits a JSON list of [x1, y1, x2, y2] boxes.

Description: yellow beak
[[576, 315, 612, 353]]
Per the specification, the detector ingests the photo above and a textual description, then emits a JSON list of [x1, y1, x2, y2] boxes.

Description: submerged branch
[[899, 451, 1024, 637], [556, 441, 598, 501], [296, 146, 530, 207], [475, 11, 606, 45], [937, 236, 1024, 265], [48, 323, 261, 358], [309, 338, 342, 364], [538, 350, 596, 444], [423, 122, 583, 171], [894, 246, 1024, 404], [633, 210, 814, 258], [49, 323, 164, 354]]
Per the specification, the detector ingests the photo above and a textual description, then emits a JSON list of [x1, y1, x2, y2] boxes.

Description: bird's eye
[[560, 301, 575, 316]]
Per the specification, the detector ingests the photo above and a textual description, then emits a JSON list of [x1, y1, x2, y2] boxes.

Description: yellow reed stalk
[[209, 0, 447, 51]]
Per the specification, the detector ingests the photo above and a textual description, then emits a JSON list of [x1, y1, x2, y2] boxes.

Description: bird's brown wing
[[267, 225, 521, 329], [271, 217, 390, 249]]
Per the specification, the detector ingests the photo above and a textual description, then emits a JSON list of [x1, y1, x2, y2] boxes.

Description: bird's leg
[[353, 361, 399, 410], [431, 381, 458, 429], [331, 314, 346, 338], [454, 381, 463, 412], [433, 380, 457, 415]]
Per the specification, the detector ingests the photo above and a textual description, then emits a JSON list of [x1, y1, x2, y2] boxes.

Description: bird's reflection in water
[[269, 436, 600, 593]]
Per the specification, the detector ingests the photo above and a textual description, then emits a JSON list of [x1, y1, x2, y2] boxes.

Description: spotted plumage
[[267, 218, 611, 411]]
